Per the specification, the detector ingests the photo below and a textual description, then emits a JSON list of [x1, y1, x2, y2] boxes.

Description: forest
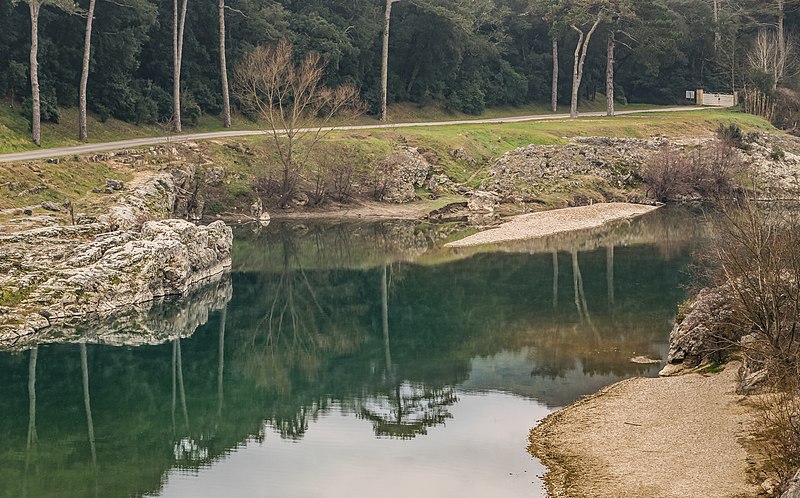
[[1, 0, 798, 135]]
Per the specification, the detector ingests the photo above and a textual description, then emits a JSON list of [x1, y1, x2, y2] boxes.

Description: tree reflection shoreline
[[0, 206, 708, 497]]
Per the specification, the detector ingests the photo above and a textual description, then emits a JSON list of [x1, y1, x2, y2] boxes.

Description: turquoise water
[[0, 208, 707, 498]]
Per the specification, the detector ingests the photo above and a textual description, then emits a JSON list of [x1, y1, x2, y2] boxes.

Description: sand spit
[[446, 203, 658, 248]]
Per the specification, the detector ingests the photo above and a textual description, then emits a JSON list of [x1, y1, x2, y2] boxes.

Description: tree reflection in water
[[0, 208, 710, 497]]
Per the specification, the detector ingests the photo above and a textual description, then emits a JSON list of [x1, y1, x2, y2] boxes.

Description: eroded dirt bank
[[529, 363, 760, 498]]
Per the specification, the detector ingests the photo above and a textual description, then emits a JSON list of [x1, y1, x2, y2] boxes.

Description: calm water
[[0, 207, 709, 498]]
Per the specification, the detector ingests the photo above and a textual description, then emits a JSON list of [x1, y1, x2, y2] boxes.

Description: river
[[0, 206, 710, 498]]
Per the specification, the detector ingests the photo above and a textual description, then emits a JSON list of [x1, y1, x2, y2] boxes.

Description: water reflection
[[0, 207, 709, 497]]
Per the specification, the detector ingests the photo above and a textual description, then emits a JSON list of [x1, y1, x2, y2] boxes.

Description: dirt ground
[[529, 363, 762, 498]]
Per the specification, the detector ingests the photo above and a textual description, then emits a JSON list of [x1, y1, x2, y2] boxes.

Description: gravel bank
[[529, 363, 759, 498], [446, 203, 659, 248]]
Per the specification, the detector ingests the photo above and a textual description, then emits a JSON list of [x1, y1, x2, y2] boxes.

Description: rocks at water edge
[[660, 287, 737, 376], [0, 218, 233, 342], [0, 171, 234, 344]]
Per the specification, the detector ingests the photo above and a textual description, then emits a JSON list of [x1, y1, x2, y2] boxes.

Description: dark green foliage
[[716, 124, 746, 150], [0, 0, 798, 124]]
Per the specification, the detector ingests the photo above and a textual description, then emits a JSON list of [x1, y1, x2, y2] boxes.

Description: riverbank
[[529, 362, 761, 498], [446, 203, 658, 248]]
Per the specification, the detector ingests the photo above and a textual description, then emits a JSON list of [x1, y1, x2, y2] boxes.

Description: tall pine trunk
[[173, 0, 188, 132], [570, 18, 601, 118], [777, 0, 785, 88], [551, 36, 558, 113], [79, 0, 96, 142], [380, 0, 396, 123], [606, 32, 615, 117], [29, 0, 41, 146], [219, 0, 231, 128]]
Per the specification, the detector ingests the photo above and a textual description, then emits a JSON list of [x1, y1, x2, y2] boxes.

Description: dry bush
[[706, 199, 800, 491], [757, 392, 800, 490], [774, 88, 800, 135], [234, 40, 365, 207], [641, 141, 743, 202]]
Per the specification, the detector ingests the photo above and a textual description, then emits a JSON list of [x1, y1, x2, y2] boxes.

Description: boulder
[[106, 178, 125, 191], [41, 202, 62, 212], [468, 191, 500, 214], [376, 147, 431, 203], [660, 287, 737, 376]]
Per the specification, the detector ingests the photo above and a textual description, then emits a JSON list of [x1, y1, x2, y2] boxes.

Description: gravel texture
[[446, 203, 658, 248], [529, 363, 759, 498]]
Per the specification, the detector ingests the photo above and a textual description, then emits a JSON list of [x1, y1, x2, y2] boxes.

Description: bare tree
[[219, 0, 231, 128], [234, 41, 364, 207], [173, 0, 188, 132], [78, 0, 96, 142], [570, 15, 602, 118]]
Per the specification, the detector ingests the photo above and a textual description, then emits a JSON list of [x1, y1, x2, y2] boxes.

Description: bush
[[716, 124, 747, 150], [22, 89, 60, 124], [182, 92, 202, 127], [446, 81, 485, 115], [773, 88, 800, 135], [640, 141, 742, 202], [706, 201, 800, 491]]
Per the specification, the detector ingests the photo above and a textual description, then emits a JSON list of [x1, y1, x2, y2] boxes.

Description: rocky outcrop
[[660, 287, 738, 376], [0, 219, 232, 342], [482, 137, 666, 202], [100, 172, 176, 230], [0, 171, 234, 345], [374, 147, 431, 203], [2, 273, 232, 351]]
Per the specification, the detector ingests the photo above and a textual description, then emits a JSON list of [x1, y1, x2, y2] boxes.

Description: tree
[[380, 0, 402, 122], [568, 3, 603, 118], [173, 0, 188, 132], [604, 0, 635, 116], [78, 0, 96, 141], [218, 0, 231, 128], [234, 41, 364, 207], [14, 0, 76, 145], [531, 0, 567, 112]]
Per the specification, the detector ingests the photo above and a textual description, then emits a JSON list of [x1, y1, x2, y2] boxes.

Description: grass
[[1, 97, 664, 154], [0, 106, 776, 219]]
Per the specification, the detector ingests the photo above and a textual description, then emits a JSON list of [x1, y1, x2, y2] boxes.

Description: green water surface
[[0, 207, 708, 498]]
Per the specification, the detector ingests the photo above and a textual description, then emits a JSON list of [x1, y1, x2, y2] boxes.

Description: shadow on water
[[0, 206, 711, 497]]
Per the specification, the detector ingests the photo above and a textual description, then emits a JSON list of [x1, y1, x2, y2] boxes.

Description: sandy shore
[[446, 203, 658, 248], [529, 363, 760, 498]]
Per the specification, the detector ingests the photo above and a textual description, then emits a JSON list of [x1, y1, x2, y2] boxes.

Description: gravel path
[[529, 363, 759, 498], [446, 203, 658, 248]]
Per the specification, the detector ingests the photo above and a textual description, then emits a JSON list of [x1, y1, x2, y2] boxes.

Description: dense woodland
[[1, 0, 799, 134]]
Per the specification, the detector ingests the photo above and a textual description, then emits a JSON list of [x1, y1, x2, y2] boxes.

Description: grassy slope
[[0, 108, 775, 221], [0, 98, 659, 154]]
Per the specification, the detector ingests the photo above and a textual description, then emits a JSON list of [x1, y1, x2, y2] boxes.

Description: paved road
[[0, 106, 703, 163]]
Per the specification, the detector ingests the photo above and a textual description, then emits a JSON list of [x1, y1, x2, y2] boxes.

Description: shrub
[[716, 124, 747, 150], [706, 201, 800, 491], [641, 141, 741, 202]]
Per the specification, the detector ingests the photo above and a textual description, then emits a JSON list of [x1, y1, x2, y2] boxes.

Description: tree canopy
[[1, 0, 798, 123]]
